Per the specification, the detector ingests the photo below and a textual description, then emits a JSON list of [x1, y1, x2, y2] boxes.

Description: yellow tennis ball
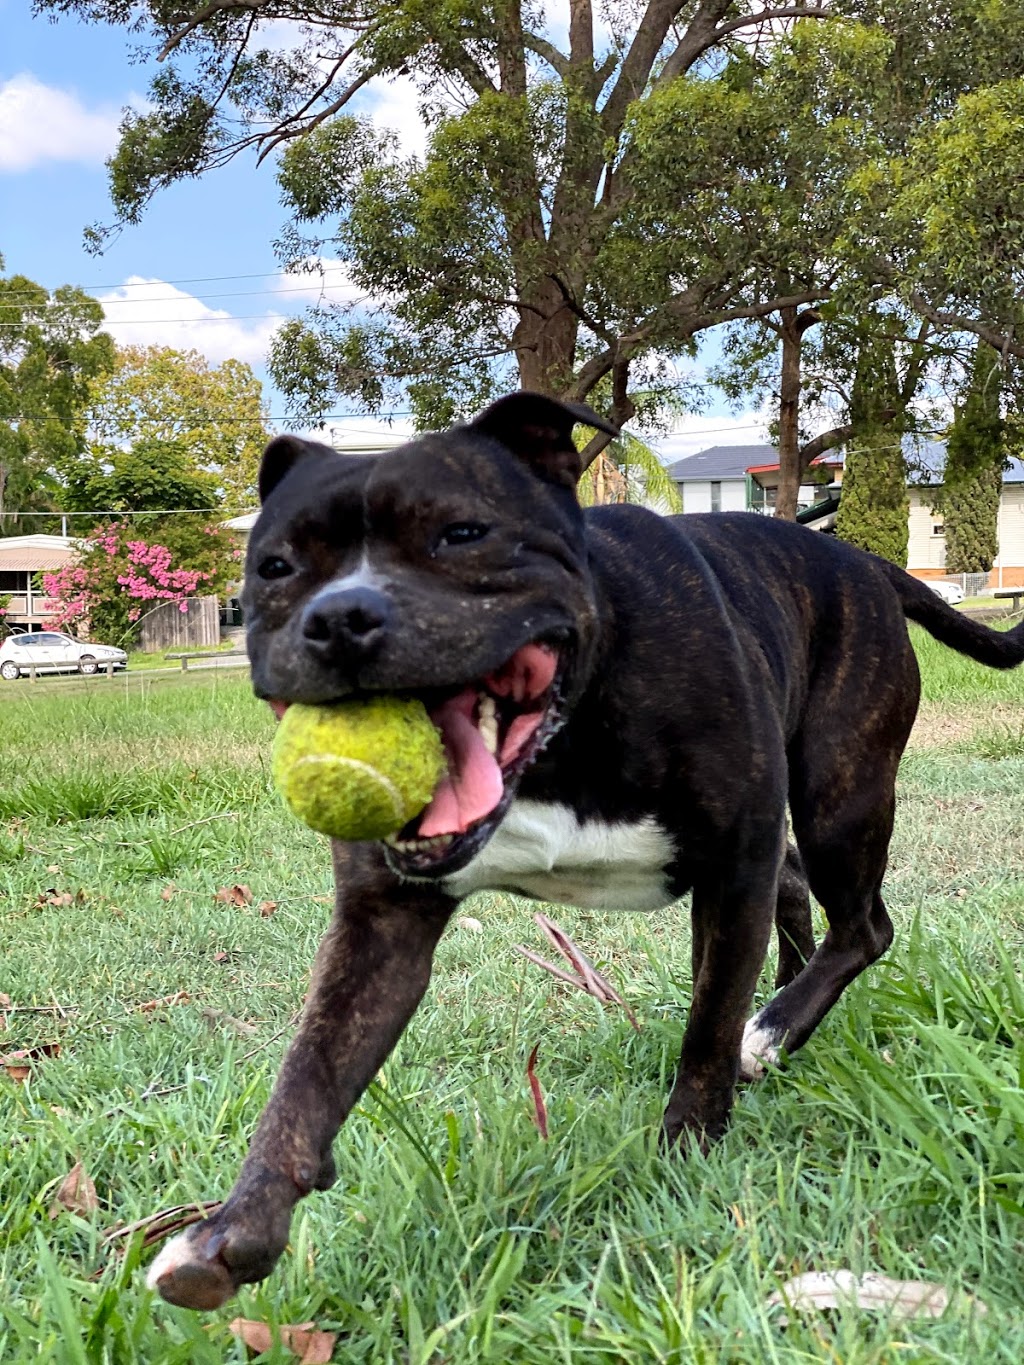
[[271, 697, 446, 840]]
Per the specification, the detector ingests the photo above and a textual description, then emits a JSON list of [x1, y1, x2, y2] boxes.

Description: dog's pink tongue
[[419, 691, 503, 837]]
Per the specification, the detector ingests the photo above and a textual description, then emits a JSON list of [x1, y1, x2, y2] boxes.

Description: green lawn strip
[[0, 662, 1022, 1359]]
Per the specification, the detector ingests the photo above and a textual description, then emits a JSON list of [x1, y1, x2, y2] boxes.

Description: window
[[11, 636, 35, 648], [0, 571, 25, 591], [710, 481, 722, 512], [932, 523, 946, 536]]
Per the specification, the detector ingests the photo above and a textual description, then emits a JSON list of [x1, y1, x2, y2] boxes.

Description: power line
[[1, 280, 365, 308], [3, 269, 347, 294]]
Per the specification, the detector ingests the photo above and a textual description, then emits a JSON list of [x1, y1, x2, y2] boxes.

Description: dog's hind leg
[[740, 752, 908, 1080], [774, 843, 814, 990], [740, 612, 919, 1081]]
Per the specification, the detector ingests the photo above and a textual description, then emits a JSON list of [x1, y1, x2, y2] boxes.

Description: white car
[[928, 581, 965, 606], [0, 631, 128, 680]]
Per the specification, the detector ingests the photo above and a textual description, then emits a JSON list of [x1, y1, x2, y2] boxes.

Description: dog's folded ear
[[258, 435, 334, 504], [469, 391, 619, 488]]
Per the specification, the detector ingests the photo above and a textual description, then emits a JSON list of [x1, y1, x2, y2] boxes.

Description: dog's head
[[242, 391, 617, 877]]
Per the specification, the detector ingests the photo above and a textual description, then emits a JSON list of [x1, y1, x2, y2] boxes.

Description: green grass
[[0, 656, 1022, 1362]]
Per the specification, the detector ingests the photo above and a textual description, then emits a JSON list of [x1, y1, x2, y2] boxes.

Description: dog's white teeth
[[386, 834, 454, 853], [478, 694, 499, 756]]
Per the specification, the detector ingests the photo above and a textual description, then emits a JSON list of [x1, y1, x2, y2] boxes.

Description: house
[[0, 534, 75, 631], [905, 440, 1024, 588], [669, 437, 1024, 587], [666, 444, 842, 513]]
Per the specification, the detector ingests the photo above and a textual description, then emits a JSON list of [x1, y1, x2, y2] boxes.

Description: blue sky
[[1, 0, 768, 459]]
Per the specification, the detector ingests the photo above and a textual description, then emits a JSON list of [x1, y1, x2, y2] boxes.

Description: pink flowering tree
[[40, 521, 229, 645]]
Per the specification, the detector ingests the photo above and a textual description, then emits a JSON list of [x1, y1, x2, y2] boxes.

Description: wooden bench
[[165, 651, 248, 672], [993, 588, 1024, 613]]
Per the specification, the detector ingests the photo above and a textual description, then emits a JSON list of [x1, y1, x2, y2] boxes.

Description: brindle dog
[[149, 392, 1024, 1310]]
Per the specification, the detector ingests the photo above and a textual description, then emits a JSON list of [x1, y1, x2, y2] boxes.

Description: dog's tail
[[875, 559, 1024, 669]]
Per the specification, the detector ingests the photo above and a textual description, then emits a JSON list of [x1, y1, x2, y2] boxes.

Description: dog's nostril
[[343, 605, 384, 637], [302, 610, 333, 642]]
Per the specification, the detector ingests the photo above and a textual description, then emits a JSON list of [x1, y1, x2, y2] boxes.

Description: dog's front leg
[[663, 853, 778, 1150], [148, 849, 454, 1310]]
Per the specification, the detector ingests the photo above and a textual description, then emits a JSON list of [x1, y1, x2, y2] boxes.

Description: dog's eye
[[439, 522, 490, 547], [257, 556, 294, 580]]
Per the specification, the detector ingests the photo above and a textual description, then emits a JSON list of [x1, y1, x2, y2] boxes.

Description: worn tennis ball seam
[[284, 753, 405, 826]]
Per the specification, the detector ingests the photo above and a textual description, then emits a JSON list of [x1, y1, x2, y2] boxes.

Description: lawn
[[0, 649, 1022, 1363]]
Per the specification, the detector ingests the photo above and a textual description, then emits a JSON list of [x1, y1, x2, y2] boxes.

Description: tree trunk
[[774, 307, 802, 520], [512, 277, 582, 394], [773, 305, 823, 521]]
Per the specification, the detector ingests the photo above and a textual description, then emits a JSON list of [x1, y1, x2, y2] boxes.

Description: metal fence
[[935, 573, 991, 598]]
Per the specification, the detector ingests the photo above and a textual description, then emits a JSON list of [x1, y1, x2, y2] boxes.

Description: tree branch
[[798, 424, 852, 464], [522, 33, 572, 79], [601, 0, 704, 138], [157, 0, 273, 62], [907, 292, 1024, 359], [256, 68, 378, 163], [656, 5, 832, 85]]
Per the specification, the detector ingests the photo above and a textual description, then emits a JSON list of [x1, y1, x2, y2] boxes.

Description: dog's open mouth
[[268, 641, 564, 877], [384, 640, 563, 877]]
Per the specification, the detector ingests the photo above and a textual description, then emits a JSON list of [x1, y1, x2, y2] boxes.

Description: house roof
[[905, 437, 1024, 485], [0, 534, 75, 570], [667, 444, 776, 482]]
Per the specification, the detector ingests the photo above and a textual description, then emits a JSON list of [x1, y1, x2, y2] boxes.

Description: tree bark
[[774, 305, 821, 520]]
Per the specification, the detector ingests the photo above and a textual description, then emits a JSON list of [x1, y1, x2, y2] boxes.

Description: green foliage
[[84, 345, 271, 507], [836, 324, 909, 564], [576, 433, 682, 512], [0, 266, 114, 533], [940, 341, 1006, 574], [36, 1, 1024, 448]]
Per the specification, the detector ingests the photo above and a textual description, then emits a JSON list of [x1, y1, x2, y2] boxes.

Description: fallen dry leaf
[[515, 913, 640, 1031], [457, 916, 483, 933], [229, 1318, 336, 1362], [258, 900, 278, 918], [526, 1043, 548, 1141], [764, 1270, 989, 1325], [49, 1161, 99, 1219], [35, 889, 83, 909], [201, 1007, 259, 1037], [160, 884, 176, 902], [214, 884, 253, 907], [136, 992, 190, 1014], [106, 1199, 222, 1251], [0, 992, 11, 1007], [1, 1041, 61, 1082]]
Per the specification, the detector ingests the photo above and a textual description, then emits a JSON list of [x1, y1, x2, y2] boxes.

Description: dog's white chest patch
[[442, 800, 676, 911]]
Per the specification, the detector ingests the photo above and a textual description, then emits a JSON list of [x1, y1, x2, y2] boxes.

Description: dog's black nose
[[301, 585, 391, 662]]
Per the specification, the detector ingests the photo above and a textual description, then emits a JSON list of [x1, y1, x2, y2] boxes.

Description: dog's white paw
[[146, 1231, 193, 1291], [740, 1015, 781, 1081]]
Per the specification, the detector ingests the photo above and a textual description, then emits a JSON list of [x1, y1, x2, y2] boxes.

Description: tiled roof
[[667, 444, 776, 481]]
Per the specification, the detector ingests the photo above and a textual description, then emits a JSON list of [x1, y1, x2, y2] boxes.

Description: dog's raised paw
[[739, 1015, 782, 1081], [147, 1230, 236, 1310]]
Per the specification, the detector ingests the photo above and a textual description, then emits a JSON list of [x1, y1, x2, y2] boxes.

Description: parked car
[[0, 632, 128, 680], [928, 580, 965, 605]]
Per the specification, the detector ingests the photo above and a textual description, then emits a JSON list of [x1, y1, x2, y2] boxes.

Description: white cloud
[[97, 277, 285, 367], [276, 256, 366, 307], [313, 415, 417, 450], [356, 76, 430, 157], [653, 411, 773, 466], [0, 72, 124, 173]]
